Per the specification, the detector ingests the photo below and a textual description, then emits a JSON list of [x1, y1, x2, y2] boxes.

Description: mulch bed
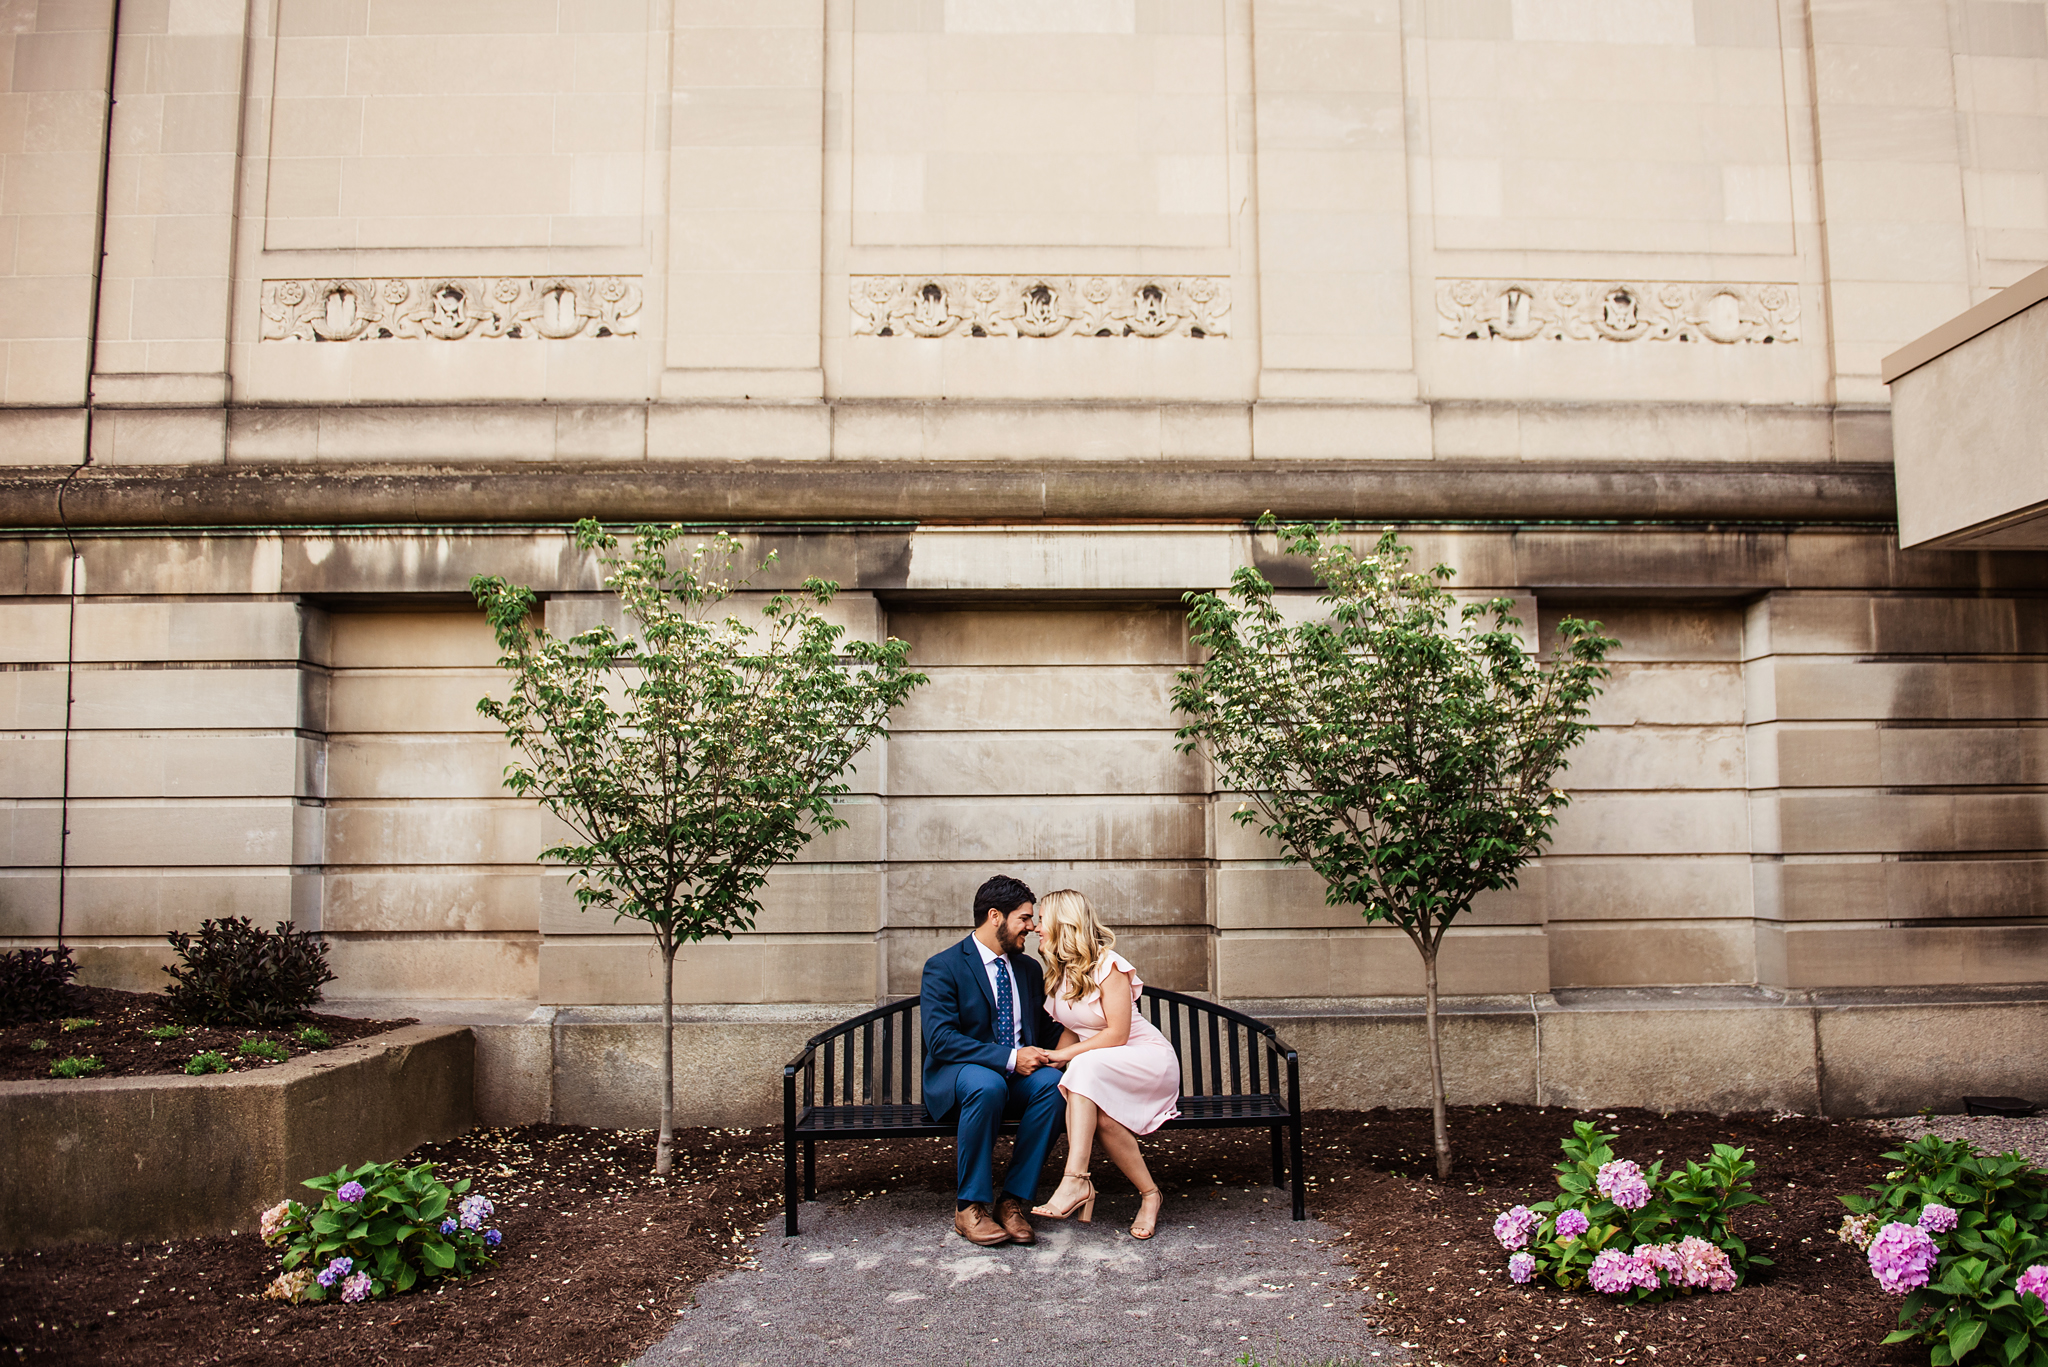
[[0, 987, 413, 1082], [0, 1107, 1955, 1367]]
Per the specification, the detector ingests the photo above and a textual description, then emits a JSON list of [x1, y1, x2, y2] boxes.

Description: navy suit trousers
[[941, 1062, 1066, 1206]]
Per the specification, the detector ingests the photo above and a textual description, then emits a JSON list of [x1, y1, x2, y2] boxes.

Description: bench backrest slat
[[793, 986, 1286, 1115]]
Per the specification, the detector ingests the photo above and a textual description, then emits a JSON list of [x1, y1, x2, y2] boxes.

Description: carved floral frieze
[[1436, 280, 1799, 344], [259, 277, 641, 342], [850, 276, 1229, 339]]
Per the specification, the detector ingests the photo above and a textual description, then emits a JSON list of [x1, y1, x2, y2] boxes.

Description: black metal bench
[[781, 987, 1303, 1235]]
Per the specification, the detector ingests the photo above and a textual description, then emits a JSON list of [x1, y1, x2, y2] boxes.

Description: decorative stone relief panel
[[850, 276, 1229, 339], [259, 278, 642, 342], [1436, 281, 1799, 344]]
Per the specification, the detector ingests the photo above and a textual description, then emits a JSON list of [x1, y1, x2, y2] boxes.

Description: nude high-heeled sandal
[[1030, 1169, 1096, 1223], [1130, 1187, 1162, 1240]]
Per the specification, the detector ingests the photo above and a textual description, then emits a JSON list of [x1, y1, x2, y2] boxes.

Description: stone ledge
[[0, 457, 1899, 529], [0, 1023, 473, 1251], [314, 991, 2048, 1132]]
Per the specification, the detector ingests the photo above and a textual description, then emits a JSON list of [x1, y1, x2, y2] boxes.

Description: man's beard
[[998, 922, 1027, 956]]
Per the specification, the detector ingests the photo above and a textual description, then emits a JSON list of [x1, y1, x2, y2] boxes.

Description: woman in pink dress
[[1028, 889, 1181, 1240]]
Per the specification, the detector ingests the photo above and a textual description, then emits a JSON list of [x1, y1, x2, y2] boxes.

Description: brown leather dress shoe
[[993, 1194, 1037, 1245], [954, 1203, 1012, 1246]]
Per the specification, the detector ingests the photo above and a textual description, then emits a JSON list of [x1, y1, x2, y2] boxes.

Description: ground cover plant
[[0, 985, 407, 1082], [1837, 1132, 2048, 1365], [1176, 519, 1616, 1179], [1, 1107, 1940, 1366]]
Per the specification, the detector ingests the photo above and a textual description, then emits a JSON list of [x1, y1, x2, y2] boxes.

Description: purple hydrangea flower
[[2016, 1264, 2048, 1306], [336, 1181, 366, 1204], [1868, 1221, 1940, 1295], [1508, 1251, 1536, 1284], [1588, 1248, 1659, 1295], [439, 1218, 457, 1235], [339, 1270, 372, 1304], [458, 1193, 494, 1230], [315, 1255, 352, 1288], [484, 1228, 502, 1248], [1596, 1159, 1651, 1212], [1493, 1205, 1539, 1251], [1554, 1208, 1590, 1242], [1917, 1203, 1958, 1234]]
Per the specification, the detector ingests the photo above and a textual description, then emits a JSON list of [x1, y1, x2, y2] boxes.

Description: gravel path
[[1870, 1114, 2048, 1168], [634, 1185, 1404, 1367]]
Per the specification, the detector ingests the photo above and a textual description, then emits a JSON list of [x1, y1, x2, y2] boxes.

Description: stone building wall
[[2, 0, 2047, 1115]]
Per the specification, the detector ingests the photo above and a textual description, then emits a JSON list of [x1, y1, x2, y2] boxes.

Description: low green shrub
[[295, 1025, 331, 1047], [162, 917, 336, 1027], [1490, 1121, 1770, 1299], [184, 1051, 230, 1075], [260, 1160, 503, 1304], [27, 1038, 47, 1052], [144, 1024, 186, 1040], [0, 946, 78, 1025], [238, 1037, 289, 1062], [49, 1055, 103, 1078], [59, 1017, 97, 1032], [1839, 1132, 2048, 1366]]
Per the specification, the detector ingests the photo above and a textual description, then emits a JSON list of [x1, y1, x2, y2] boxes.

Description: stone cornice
[[0, 460, 1899, 530]]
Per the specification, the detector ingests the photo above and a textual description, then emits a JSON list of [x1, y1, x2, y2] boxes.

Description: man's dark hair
[[972, 875, 1036, 926]]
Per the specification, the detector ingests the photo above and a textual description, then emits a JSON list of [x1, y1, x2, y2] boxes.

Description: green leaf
[[1948, 1316, 1988, 1357], [419, 1240, 456, 1270]]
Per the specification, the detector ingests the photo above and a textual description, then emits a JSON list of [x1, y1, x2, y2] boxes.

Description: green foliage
[[145, 1024, 186, 1040], [238, 1037, 289, 1062], [1518, 1121, 1770, 1296], [1173, 518, 1615, 1175], [48, 1055, 103, 1078], [269, 1160, 497, 1303], [162, 916, 337, 1027], [0, 946, 78, 1025], [296, 1025, 331, 1047], [27, 1038, 47, 1052], [471, 522, 927, 1171], [59, 1017, 97, 1032], [472, 524, 927, 956], [1841, 1134, 2048, 1366], [184, 1050, 230, 1075]]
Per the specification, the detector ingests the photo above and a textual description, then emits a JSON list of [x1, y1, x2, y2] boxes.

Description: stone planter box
[[1, 1023, 473, 1252]]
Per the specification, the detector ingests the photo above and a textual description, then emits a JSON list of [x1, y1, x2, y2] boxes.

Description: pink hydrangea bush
[[1839, 1131, 2048, 1365], [1488, 1120, 1763, 1302]]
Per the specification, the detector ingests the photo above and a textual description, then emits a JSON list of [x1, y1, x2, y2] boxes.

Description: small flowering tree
[[1173, 518, 1615, 1180], [472, 522, 925, 1175]]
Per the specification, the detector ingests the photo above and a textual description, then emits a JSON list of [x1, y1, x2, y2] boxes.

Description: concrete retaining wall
[[1, 1024, 473, 1252], [407, 988, 2048, 1131]]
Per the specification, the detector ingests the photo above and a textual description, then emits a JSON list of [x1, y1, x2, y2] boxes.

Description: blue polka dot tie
[[993, 956, 1016, 1062]]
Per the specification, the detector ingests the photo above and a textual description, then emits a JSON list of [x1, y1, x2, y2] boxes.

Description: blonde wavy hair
[[1036, 889, 1118, 1003]]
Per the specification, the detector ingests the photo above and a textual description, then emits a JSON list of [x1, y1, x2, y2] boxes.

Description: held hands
[[1013, 1046, 1060, 1075]]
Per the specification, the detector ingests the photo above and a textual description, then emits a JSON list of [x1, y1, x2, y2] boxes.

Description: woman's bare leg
[[1095, 1114, 1164, 1237], [1032, 1089, 1098, 1215]]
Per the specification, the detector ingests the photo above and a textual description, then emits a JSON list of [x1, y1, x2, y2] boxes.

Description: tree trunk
[[1423, 943, 1452, 1182], [656, 939, 676, 1177]]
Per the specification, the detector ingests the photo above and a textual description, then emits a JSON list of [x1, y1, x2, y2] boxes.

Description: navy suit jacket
[[920, 935, 1059, 1121]]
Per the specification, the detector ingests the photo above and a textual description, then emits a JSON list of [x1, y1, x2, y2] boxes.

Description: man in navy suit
[[921, 874, 1065, 1246]]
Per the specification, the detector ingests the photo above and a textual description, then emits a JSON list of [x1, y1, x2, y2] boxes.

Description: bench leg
[[784, 1130, 799, 1237], [804, 1139, 816, 1202], [1290, 1116, 1306, 1221], [1269, 1125, 1285, 1188]]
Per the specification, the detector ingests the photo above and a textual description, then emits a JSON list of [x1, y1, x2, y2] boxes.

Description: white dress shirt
[[973, 935, 1028, 1073]]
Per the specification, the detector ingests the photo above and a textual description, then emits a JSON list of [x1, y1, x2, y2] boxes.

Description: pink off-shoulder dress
[[1047, 951, 1181, 1136]]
